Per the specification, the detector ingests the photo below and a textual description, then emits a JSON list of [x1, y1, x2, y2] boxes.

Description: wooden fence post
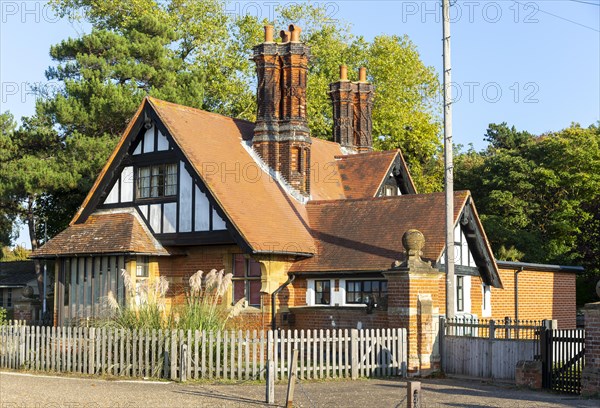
[[488, 320, 495, 379], [180, 343, 188, 382], [439, 317, 446, 373], [266, 360, 275, 404], [285, 349, 298, 408], [351, 329, 359, 380], [407, 381, 421, 408]]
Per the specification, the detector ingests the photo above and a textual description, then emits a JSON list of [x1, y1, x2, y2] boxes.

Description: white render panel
[[104, 181, 119, 204], [143, 126, 154, 153], [138, 205, 148, 220], [212, 208, 226, 230], [120, 166, 134, 202], [179, 161, 193, 232], [156, 130, 169, 151], [163, 202, 177, 233], [149, 204, 162, 233], [133, 141, 142, 155], [194, 185, 210, 231]]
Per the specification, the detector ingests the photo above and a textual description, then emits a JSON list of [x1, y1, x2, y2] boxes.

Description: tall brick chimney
[[329, 66, 374, 152], [252, 24, 312, 197]]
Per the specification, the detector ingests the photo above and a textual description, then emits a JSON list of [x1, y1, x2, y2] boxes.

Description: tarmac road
[[0, 371, 598, 408]]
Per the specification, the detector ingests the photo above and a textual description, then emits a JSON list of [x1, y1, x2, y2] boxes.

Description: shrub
[[0, 307, 7, 325]]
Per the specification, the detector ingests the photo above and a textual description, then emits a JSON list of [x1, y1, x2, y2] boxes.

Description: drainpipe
[[514, 266, 524, 323], [271, 274, 295, 331]]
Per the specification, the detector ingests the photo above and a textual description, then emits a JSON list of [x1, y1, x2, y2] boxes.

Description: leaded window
[[137, 164, 177, 199]]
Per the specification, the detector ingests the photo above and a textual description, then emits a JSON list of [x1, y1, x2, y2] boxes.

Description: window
[[137, 164, 177, 199], [136, 256, 149, 278], [0, 289, 3, 307], [6, 288, 12, 308], [383, 185, 397, 196], [232, 254, 262, 307], [315, 280, 331, 305], [482, 284, 491, 317], [457, 276, 464, 312], [346, 280, 387, 307]]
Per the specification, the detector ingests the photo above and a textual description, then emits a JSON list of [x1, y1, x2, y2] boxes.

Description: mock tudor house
[[32, 25, 578, 373]]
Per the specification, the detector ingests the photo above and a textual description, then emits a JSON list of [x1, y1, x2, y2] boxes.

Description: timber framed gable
[[72, 99, 242, 249]]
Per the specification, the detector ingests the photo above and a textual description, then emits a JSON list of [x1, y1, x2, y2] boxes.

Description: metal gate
[[541, 328, 585, 394]]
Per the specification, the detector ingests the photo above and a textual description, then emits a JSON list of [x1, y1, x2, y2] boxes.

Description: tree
[[0, 111, 80, 296], [455, 122, 600, 306], [1, 1, 443, 254], [0, 112, 18, 247], [46, 0, 442, 189]]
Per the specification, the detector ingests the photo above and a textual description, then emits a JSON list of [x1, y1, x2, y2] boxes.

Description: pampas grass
[[96, 268, 238, 332]]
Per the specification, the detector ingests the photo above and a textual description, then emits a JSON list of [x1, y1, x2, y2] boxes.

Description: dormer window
[[137, 164, 177, 199]]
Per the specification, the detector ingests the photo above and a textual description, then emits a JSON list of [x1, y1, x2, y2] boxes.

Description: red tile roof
[[337, 150, 396, 198], [32, 211, 169, 257], [290, 191, 470, 272], [148, 98, 316, 254]]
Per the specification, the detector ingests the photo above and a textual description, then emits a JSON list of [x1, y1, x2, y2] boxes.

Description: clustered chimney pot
[[339, 65, 348, 81], [280, 30, 290, 42], [289, 24, 301, 42], [264, 25, 274, 43], [359, 66, 367, 82]]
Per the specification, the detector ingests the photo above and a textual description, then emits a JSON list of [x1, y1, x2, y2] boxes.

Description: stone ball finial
[[402, 229, 425, 257]]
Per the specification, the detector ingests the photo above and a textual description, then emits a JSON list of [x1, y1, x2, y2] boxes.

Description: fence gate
[[541, 328, 585, 394]]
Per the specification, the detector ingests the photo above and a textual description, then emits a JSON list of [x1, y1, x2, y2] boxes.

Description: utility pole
[[43, 220, 47, 315], [443, 0, 455, 320]]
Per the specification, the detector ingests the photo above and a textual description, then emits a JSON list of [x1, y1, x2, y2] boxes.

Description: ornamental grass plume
[[204, 269, 218, 291], [189, 270, 203, 294]]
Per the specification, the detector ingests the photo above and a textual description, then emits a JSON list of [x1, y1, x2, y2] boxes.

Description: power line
[[569, 0, 600, 7], [513, 1, 600, 32]]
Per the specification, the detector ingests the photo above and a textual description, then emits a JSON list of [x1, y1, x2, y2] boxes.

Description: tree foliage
[[1, 1, 442, 252], [455, 122, 600, 305]]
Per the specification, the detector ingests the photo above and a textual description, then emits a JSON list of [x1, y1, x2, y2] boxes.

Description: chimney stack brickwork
[[252, 25, 312, 196], [329, 66, 374, 152]]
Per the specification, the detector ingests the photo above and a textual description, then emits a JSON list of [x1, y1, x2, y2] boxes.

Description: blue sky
[[1, 0, 599, 248]]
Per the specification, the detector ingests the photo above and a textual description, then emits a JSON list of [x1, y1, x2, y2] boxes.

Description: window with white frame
[[232, 254, 261, 307], [6, 288, 12, 308], [482, 284, 492, 317], [314, 280, 331, 305], [306, 279, 333, 306], [456, 276, 464, 312]]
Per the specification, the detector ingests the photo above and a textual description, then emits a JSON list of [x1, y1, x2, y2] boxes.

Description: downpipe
[[271, 274, 295, 331]]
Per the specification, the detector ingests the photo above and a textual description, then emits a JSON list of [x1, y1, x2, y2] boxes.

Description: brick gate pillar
[[582, 301, 600, 397], [384, 230, 444, 375]]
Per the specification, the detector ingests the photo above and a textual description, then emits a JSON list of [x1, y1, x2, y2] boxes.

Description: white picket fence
[[0, 322, 407, 381]]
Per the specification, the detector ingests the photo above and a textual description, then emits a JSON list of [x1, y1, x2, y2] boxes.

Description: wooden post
[[285, 349, 298, 408], [439, 317, 446, 373], [407, 381, 421, 408], [488, 320, 495, 379], [266, 360, 275, 404], [350, 329, 359, 380], [180, 343, 188, 382]]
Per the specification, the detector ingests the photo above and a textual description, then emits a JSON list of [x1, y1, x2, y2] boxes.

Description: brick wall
[[582, 302, 600, 397], [485, 268, 576, 328], [288, 307, 389, 331]]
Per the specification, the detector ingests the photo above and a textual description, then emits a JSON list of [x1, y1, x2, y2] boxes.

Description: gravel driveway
[[0, 371, 597, 408]]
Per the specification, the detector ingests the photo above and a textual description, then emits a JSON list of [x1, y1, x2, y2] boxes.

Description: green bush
[[0, 307, 7, 325]]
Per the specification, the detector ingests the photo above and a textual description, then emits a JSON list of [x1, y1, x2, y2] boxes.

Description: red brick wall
[[466, 268, 577, 328], [288, 307, 389, 331]]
